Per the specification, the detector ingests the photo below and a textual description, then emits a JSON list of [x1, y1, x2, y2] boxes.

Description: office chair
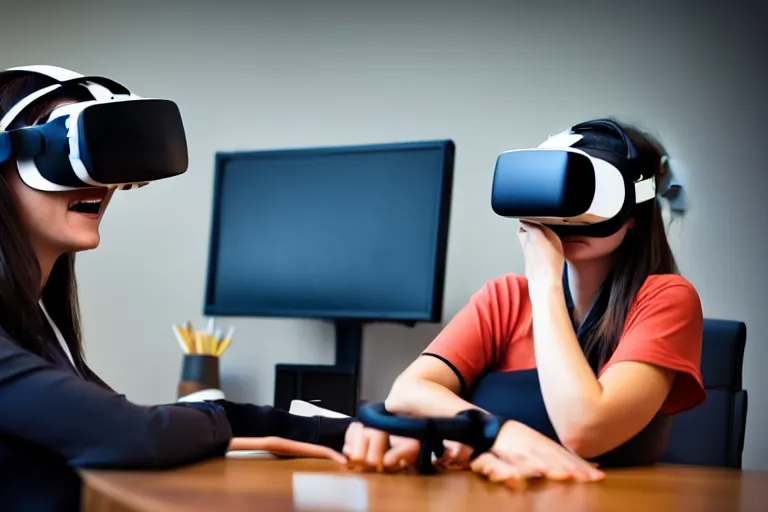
[[661, 318, 748, 469]]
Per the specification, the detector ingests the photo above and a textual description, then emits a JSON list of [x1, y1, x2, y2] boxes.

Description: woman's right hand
[[341, 422, 419, 472], [341, 422, 474, 472]]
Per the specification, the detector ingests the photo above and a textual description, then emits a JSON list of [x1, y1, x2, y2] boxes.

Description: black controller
[[356, 402, 504, 474]]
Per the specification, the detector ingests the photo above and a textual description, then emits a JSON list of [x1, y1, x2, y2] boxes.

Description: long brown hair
[[0, 73, 90, 372], [584, 120, 681, 369]]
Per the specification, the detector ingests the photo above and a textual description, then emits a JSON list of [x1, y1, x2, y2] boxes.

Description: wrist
[[455, 409, 504, 457], [528, 276, 564, 302]]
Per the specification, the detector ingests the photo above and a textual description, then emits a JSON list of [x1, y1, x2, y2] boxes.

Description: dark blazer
[[0, 327, 352, 511]]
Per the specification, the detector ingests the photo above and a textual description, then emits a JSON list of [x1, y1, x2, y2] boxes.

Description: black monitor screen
[[203, 140, 454, 322]]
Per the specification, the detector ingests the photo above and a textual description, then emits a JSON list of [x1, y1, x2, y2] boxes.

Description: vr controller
[[490, 119, 660, 238], [357, 402, 504, 475], [0, 65, 188, 192]]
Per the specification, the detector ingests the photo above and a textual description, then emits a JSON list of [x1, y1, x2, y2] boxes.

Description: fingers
[[519, 220, 544, 232], [489, 445, 604, 484], [436, 441, 473, 470], [342, 423, 418, 473], [342, 422, 369, 466], [470, 453, 540, 490], [382, 437, 420, 469], [228, 437, 348, 464], [537, 444, 604, 482], [365, 428, 390, 471]]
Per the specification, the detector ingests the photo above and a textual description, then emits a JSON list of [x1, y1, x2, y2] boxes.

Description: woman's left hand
[[470, 420, 605, 488], [516, 220, 565, 289], [228, 437, 348, 463]]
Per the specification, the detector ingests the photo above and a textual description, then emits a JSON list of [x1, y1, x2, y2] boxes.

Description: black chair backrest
[[661, 319, 748, 468]]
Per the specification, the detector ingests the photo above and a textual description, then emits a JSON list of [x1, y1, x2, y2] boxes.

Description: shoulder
[[0, 328, 20, 352], [631, 274, 702, 319], [475, 273, 529, 297], [470, 273, 529, 308], [621, 273, 704, 350]]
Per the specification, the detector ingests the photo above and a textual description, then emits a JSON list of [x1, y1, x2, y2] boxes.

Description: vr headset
[[0, 65, 188, 192], [491, 119, 660, 238]]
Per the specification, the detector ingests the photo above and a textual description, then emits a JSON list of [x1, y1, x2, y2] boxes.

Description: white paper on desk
[[289, 400, 350, 418], [292, 473, 368, 511]]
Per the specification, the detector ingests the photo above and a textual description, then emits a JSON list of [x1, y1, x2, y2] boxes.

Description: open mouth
[[68, 199, 103, 215]]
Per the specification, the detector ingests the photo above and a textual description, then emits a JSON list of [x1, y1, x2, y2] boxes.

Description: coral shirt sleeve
[[421, 275, 521, 394], [599, 276, 706, 415]]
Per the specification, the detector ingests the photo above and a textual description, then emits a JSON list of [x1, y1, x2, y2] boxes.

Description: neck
[[35, 245, 61, 296], [566, 256, 614, 326]]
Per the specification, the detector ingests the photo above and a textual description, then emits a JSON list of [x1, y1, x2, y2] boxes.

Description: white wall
[[2, 0, 766, 469]]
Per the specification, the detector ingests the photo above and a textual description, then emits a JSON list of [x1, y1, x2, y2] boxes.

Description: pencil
[[171, 325, 190, 354], [185, 321, 195, 351], [180, 325, 194, 352], [172, 320, 236, 357], [216, 326, 235, 357]]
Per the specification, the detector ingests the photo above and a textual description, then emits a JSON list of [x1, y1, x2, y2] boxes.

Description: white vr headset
[[491, 118, 685, 237], [0, 65, 188, 192]]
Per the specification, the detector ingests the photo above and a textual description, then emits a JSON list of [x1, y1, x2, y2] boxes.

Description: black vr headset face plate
[[491, 121, 655, 239], [73, 99, 188, 186]]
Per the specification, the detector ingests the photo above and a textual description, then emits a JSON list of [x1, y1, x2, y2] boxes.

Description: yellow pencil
[[216, 326, 235, 357], [171, 325, 190, 354], [216, 337, 232, 357]]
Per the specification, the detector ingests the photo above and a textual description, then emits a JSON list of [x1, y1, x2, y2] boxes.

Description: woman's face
[[5, 167, 115, 258], [560, 219, 634, 262], [3, 98, 115, 263]]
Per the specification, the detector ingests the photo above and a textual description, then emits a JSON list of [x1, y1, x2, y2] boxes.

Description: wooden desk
[[81, 458, 766, 512]]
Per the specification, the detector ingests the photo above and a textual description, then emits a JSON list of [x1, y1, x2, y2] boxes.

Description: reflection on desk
[[80, 458, 766, 512]]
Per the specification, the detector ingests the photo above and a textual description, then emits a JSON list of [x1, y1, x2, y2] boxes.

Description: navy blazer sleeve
[[0, 334, 234, 469], [216, 400, 354, 452]]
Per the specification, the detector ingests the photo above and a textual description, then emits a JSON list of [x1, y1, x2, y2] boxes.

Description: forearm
[[385, 378, 484, 418], [530, 282, 603, 447]]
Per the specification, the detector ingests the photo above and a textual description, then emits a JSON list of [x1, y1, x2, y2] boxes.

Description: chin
[[562, 243, 598, 261], [65, 234, 101, 252]]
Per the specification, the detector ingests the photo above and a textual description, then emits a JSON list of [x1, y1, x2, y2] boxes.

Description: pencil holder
[[177, 354, 221, 399]]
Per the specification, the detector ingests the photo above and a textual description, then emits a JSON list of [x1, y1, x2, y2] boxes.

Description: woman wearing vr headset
[[0, 67, 361, 509], [343, 120, 703, 486]]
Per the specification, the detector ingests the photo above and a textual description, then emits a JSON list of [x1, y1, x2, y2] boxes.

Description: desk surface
[[81, 458, 767, 512]]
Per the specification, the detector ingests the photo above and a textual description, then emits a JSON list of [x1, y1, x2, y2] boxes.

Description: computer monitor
[[204, 139, 454, 322], [203, 139, 455, 414]]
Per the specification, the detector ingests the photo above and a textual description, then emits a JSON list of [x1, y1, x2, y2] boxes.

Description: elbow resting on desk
[[553, 406, 646, 460], [557, 423, 611, 460]]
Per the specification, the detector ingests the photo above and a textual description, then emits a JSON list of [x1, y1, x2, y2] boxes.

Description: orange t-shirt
[[423, 273, 706, 416]]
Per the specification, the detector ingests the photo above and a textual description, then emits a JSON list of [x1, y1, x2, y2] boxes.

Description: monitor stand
[[273, 320, 364, 417]]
